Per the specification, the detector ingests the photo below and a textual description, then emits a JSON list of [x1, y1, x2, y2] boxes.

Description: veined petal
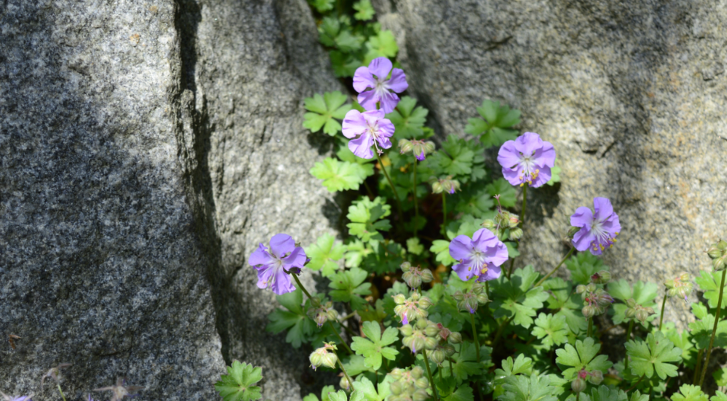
[[377, 135, 392, 150], [368, 57, 393, 80], [486, 241, 509, 267], [449, 235, 473, 261], [283, 246, 308, 270], [270, 269, 296, 295], [362, 109, 386, 125], [353, 66, 376, 92], [497, 140, 522, 169], [514, 132, 543, 156], [342, 109, 367, 139], [502, 167, 524, 186], [386, 68, 408, 92], [602, 213, 621, 236], [570, 206, 593, 228], [349, 134, 375, 159], [357, 90, 379, 112], [471, 228, 497, 250], [529, 165, 552, 188], [249, 243, 273, 266], [533, 140, 556, 168], [256, 265, 275, 289], [378, 91, 400, 114], [593, 197, 614, 222], [572, 227, 596, 252], [477, 264, 502, 282], [377, 117, 395, 137], [452, 261, 476, 281], [270, 233, 295, 258]]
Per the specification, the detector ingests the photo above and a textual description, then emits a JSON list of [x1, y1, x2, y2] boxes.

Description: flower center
[[589, 217, 619, 252], [470, 249, 486, 271], [374, 76, 389, 96], [518, 154, 540, 186]]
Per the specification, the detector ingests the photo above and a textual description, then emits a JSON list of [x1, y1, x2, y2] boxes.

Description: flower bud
[[424, 325, 440, 338], [571, 377, 587, 393], [390, 380, 403, 395], [718, 240, 727, 251], [413, 390, 429, 401], [411, 292, 421, 301], [576, 285, 587, 294], [431, 181, 443, 194], [411, 366, 424, 379], [582, 305, 597, 318], [309, 352, 322, 370], [403, 272, 422, 289], [481, 219, 495, 229], [708, 245, 723, 259], [589, 370, 603, 385], [415, 378, 429, 389], [390, 368, 404, 380], [321, 353, 338, 369], [666, 272, 693, 301], [452, 291, 464, 301], [477, 293, 490, 305], [508, 215, 520, 228], [339, 376, 351, 392], [430, 349, 446, 365], [591, 270, 611, 284], [393, 294, 406, 304], [421, 269, 434, 283], [567, 226, 581, 239], [443, 344, 456, 356], [416, 318, 429, 331], [309, 343, 338, 371], [509, 228, 523, 241], [398, 139, 413, 154], [424, 337, 438, 350], [400, 261, 412, 272], [418, 296, 432, 309], [399, 324, 413, 337], [449, 332, 463, 344], [714, 255, 727, 271]]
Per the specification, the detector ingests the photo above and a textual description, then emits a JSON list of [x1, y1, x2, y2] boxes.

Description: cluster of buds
[[577, 283, 614, 318], [399, 319, 439, 354], [452, 283, 490, 314], [571, 369, 603, 393], [309, 342, 338, 371], [482, 199, 521, 241], [400, 262, 434, 289], [430, 176, 461, 194], [624, 299, 655, 324], [306, 299, 339, 327], [399, 139, 435, 161], [393, 292, 432, 325], [428, 342, 456, 365], [665, 273, 693, 302], [708, 240, 727, 271], [389, 367, 429, 401]]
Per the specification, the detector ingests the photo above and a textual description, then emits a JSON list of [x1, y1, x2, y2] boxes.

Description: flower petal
[[502, 167, 524, 187], [283, 246, 308, 270], [593, 197, 614, 222], [532, 140, 556, 168], [386, 68, 408, 92], [486, 241, 509, 267], [452, 261, 476, 281], [342, 109, 367, 139], [449, 235, 473, 261], [270, 233, 295, 258], [368, 57, 392, 80], [377, 117, 395, 137], [471, 228, 496, 250], [249, 243, 273, 266], [529, 165, 551, 188], [514, 132, 543, 156], [477, 264, 502, 282], [256, 265, 275, 289], [602, 213, 621, 236], [378, 91, 400, 114], [270, 268, 296, 295], [357, 90, 379, 112], [497, 140, 522, 169], [570, 206, 593, 228], [349, 134, 375, 159], [572, 227, 596, 252], [353, 66, 376, 93]]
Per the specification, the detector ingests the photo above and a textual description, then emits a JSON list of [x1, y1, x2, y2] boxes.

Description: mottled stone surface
[[381, 0, 727, 331], [0, 0, 339, 399]]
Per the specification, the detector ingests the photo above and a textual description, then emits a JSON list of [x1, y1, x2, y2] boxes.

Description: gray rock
[[383, 0, 727, 331], [0, 0, 340, 399]]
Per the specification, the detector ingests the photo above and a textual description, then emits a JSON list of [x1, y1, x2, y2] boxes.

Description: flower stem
[[442, 193, 447, 234], [291, 273, 353, 354], [376, 152, 403, 220], [699, 268, 726, 388], [422, 349, 439, 401], [485, 281, 490, 299], [57, 384, 67, 401], [470, 313, 480, 363], [521, 184, 527, 228], [658, 295, 667, 331], [693, 349, 704, 385], [412, 159, 419, 238], [507, 259, 515, 280], [624, 320, 634, 372], [336, 355, 354, 388], [626, 376, 644, 392], [534, 247, 575, 288], [493, 316, 513, 347], [587, 317, 593, 337]]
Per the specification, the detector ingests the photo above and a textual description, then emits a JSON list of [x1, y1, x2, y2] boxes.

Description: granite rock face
[[381, 0, 727, 329], [0, 0, 339, 399]]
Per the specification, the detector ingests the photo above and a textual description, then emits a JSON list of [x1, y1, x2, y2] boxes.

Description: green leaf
[[352, 375, 392, 401], [555, 337, 613, 380], [303, 91, 352, 135], [451, 342, 483, 380], [308, 0, 334, 12], [266, 288, 316, 348], [455, 187, 495, 218], [406, 237, 424, 255], [485, 178, 517, 208], [347, 196, 392, 242], [565, 252, 609, 285], [498, 374, 559, 401], [608, 280, 659, 326], [431, 239, 455, 266], [689, 302, 727, 349], [350, 321, 399, 370], [329, 267, 372, 310], [532, 313, 568, 349], [364, 30, 398, 63], [625, 331, 682, 379], [585, 386, 628, 401], [546, 158, 561, 186], [432, 135, 475, 177], [342, 354, 371, 376], [330, 51, 362, 78], [444, 385, 475, 401], [490, 266, 550, 328], [494, 354, 533, 386], [672, 385, 708, 401], [695, 270, 727, 309], [386, 96, 429, 139], [358, 299, 387, 322], [465, 100, 521, 149], [543, 277, 587, 334], [353, 0, 375, 20], [713, 392, 727, 401], [304, 385, 337, 401], [344, 240, 373, 268], [306, 233, 346, 277], [311, 158, 368, 192], [328, 390, 351, 401], [215, 361, 263, 401]]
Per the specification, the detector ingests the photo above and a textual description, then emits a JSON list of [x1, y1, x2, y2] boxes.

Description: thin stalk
[[292, 273, 353, 354], [624, 320, 634, 372], [375, 152, 403, 220], [534, 248, 575, 288], [57, 384, 67, 401], [438, 366, 443, 381], [699, 269, 726, 388], [576, 392, 580, 401], [521, 184, 527, 228], [363, 181, 374, 200], [448, 358, 454, 376], [422, 349, 439, 401], [470, 313, 480, 362], [693, 349, 704, 385], [442, 193, 447, 234], [626, 376, 644, 392], [485, 282, 490, 299], [507, 259, 515, 280], [587, 318, 593, 337], [336, 356, 353, 388], [658, 295, 668, 331], [413, 159, 419, 238], [493, 316, 513, 347]]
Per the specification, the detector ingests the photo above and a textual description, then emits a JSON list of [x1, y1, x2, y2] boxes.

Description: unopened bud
[[424, 337, 438, 350], [576, 285, 587, 294], [390, 380, 403, 395], [398, 139, 413, 154], [413, 390, 429, 401], [589, 370, 603, 385], [421, 269, 434, 283], [714, 255, 727, 271], [582, 305, 597, 318], [399, 325, 413, 337], [339, 376, 351, 392], [411, 366, 424, 379], [508, 215, 520, 228], [571, 377, 587, 393], [390, 368, 404, 380], [400, 261, 412, 272], [481, 219, 495, 229], [452, 291, 464, 301], [416, 318, 427, 329], [708, 245, 723, 259], [418, 297, 432, 309], [718, 240, 727, 251], [430, 349, 446, 365], [591, 270, 611, 284], [424, 324, 440, 337], [509, 228, 523, 241], [415, 377, 429, 389], [567, 226, 581, 239], [477, 293, 490, 304], [393, 294, 406, 304], [449, 332, 463, 344]]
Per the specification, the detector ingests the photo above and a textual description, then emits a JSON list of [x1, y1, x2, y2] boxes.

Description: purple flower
[[497, 132, 556, 188], [449, 228, 509, 282], [353, 57, 408, 113], [0, 393, 34, 401], [249, 233, 307, 295], [342, 109, 395, 159], [570, 197, 621, 255]]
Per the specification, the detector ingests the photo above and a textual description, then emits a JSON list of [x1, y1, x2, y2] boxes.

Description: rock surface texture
[[380, 0, 727, 329], [0, 0, 338, 399]]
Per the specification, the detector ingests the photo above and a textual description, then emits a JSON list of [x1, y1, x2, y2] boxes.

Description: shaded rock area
[[1, 0, 339, 400], [378, 0, 727, 330]]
